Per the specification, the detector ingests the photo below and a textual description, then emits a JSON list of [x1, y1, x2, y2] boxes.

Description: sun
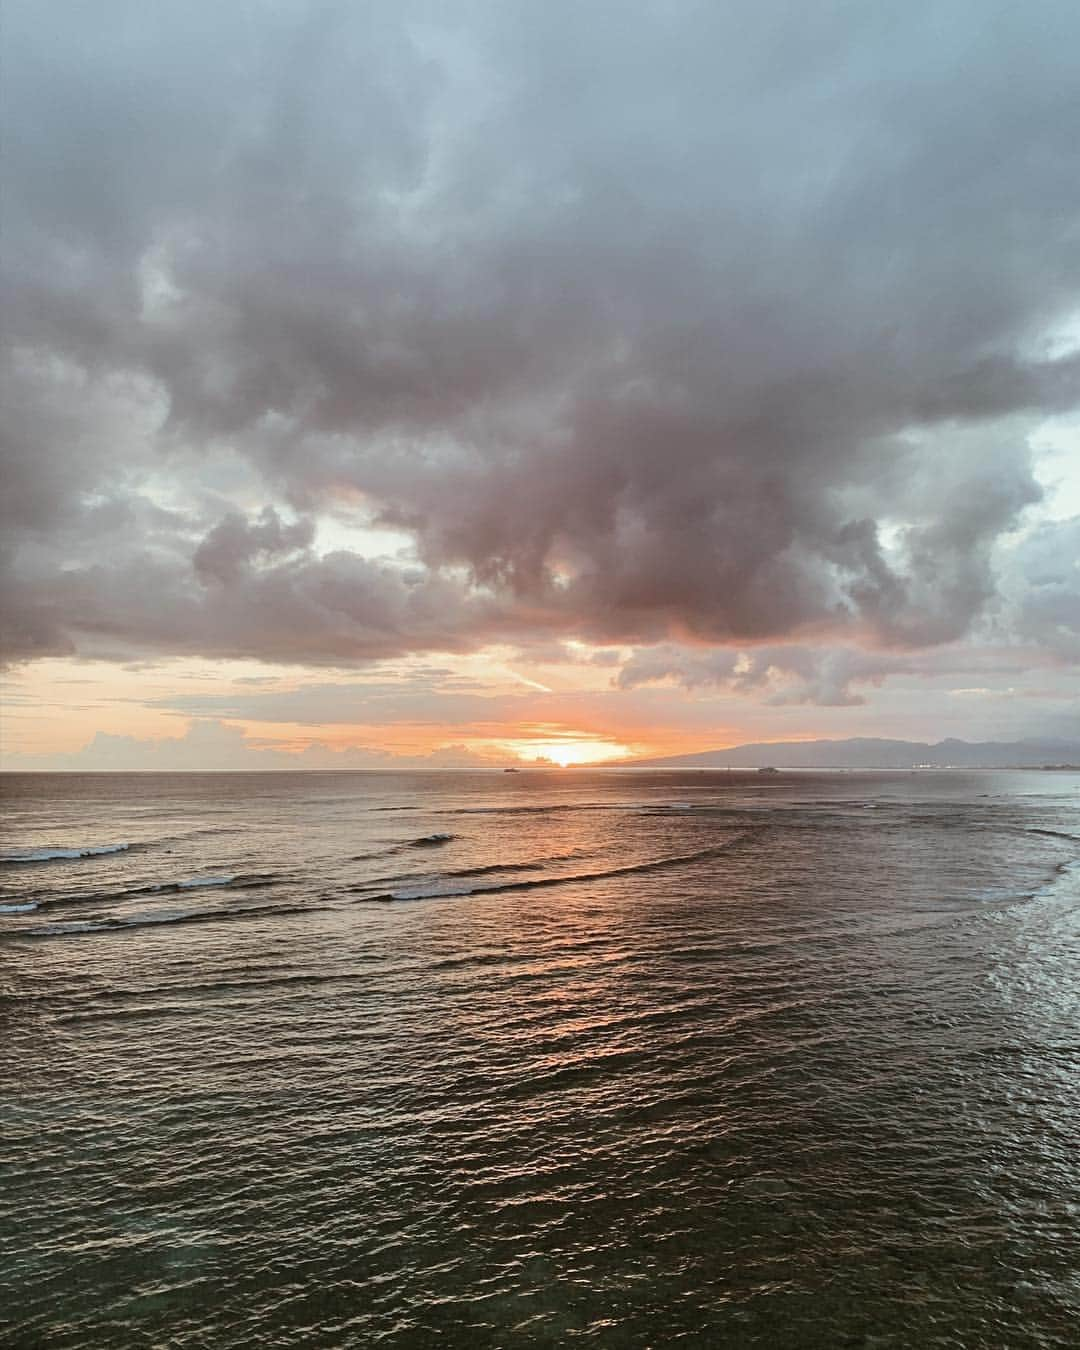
[[502, 736, 632, 767]]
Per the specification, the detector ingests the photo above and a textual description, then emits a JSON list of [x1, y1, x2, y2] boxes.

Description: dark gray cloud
[[3, 0, 1079, 668], [1, 528, 505, 666]]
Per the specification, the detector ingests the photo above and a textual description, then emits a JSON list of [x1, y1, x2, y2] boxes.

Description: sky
[[2, 0, 1079, 769]]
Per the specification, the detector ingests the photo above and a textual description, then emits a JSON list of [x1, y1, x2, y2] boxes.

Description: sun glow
[[499, 735, 632, 767]]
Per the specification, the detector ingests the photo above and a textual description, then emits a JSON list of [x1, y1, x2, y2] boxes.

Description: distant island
[[603, 736, 1080, 770]]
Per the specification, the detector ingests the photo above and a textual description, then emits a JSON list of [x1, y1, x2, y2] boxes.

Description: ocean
[[1, 769, 1078, 1348]]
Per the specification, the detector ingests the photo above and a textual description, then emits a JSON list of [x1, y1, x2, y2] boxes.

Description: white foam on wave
[[1, 842, 130, 863], [146, 874, 238, 892], [408, 833, 456, 848], [0, 901, 38, 914], [1032, 857, 1080, 902]]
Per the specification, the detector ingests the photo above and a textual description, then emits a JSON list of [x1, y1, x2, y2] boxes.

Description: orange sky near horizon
[[3, 634, 1074, 771], [0, 649, 798, 768]]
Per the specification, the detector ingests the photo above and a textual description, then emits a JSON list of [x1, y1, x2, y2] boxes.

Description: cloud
[[2, 0, 1079, 671], [615, 643, 907, 706], [1005, 516, 1080, 659], [614, 635, 1080, 710], [193, 507, 315, 585], [2, 718, 513, 772]]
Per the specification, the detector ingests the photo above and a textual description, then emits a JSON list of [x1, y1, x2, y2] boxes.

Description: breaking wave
[[28, 873, 283, 911], [1, 842, 130, 864], [360, 836, 759, 903], [441, 850, 589, 880], [352, 834, 458, 862], [348, 850, 591, 894], [14, 901, 324, 939], [1030, 856, 1080, 902]]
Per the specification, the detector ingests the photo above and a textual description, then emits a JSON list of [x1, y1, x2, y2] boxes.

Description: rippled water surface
[[2, 769, 1078, 1348]]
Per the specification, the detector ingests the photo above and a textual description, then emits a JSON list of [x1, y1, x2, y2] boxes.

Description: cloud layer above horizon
[[2, 0, 1079, 760]]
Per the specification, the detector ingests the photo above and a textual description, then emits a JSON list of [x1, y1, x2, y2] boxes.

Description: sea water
[[1, 769, 1078, 1347]]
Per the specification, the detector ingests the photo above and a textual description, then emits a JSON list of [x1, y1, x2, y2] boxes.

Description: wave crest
[[1, 842, 130, 864], [360, 835, 761, 904]]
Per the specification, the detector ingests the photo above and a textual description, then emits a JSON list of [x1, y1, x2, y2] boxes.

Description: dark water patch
[[72, 966, 386, 1004]]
